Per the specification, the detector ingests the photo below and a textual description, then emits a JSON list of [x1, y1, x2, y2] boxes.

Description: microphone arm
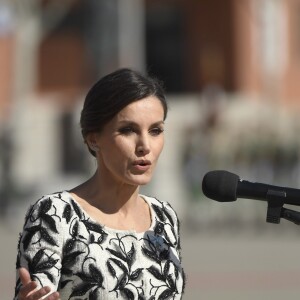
[[266, 189, 300, 225], [281, 208, 300, 225]]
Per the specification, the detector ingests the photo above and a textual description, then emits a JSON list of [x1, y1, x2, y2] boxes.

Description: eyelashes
[[149, 127, 164, 136], [118, 127, 135, 135], [118, 126, 164, 136]]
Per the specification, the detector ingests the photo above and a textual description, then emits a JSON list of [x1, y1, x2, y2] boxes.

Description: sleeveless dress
[[14, 191, 186, 299]]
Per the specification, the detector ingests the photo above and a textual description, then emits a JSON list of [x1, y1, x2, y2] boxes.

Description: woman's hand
[[18, 268, 60, 300]]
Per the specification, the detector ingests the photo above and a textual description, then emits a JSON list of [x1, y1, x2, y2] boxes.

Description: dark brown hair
[[80, 68, 168, 156]]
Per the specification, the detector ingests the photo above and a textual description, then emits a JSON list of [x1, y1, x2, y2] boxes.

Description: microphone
[[202, 170, 300, 207]]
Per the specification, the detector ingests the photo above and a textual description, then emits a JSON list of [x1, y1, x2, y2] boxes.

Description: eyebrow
[[118, 120, 165, 127]]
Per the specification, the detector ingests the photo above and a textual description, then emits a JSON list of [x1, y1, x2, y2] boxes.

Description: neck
[[72, 169, 140, 214]]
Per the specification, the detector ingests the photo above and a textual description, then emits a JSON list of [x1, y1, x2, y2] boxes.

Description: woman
[[14, 68, 185, 300]]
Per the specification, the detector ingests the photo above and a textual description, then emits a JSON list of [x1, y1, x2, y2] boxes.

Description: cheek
[[98, 148, 128, 175], [115, 138, 134, 156], [100, 139, 133, 161], [153, 138, 165, 159]]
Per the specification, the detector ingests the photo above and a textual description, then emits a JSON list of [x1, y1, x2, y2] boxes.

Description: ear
[[86, 133, 100, 152]]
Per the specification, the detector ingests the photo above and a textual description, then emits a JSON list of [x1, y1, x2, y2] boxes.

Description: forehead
[[116, 96, 164, 121]]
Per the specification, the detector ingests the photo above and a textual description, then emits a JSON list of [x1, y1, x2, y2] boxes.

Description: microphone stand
[[266, 189, 300, 225], [281, 208, 300, 225]]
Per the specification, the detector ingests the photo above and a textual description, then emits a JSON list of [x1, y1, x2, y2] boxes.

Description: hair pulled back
[[80, 68, 168, 157]]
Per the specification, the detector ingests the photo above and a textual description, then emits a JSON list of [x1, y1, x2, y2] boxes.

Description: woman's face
[[92, 96, 165, 186]]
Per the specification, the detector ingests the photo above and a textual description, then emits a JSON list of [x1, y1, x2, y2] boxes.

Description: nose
[[136, 133, 150, 155]]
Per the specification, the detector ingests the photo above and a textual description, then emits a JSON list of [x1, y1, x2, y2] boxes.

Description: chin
[[129, 175, 152, 186]]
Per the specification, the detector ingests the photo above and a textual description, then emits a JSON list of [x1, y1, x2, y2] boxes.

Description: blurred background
[[2, 0, 300, 299]]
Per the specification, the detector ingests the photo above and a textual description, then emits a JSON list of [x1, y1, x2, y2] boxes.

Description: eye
[[119, 127, 135, 135], [149, 127, 164, 136]]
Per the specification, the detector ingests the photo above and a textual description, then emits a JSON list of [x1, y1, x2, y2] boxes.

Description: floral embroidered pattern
[[14, 192, 185, 300]]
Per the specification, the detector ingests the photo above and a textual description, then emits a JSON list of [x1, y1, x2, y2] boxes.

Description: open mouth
[[133, 160, 151, 168]]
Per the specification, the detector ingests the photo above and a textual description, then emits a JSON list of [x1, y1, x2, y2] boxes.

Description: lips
[[132, 159, 151, 171], [133, 159, 151, 166]]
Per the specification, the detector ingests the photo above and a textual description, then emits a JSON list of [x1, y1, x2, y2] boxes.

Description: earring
[[90, 143, 99, 152]]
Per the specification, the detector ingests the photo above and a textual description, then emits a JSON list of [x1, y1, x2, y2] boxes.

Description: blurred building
[[145, 0, 300, 107], [1, 0, 299, 114], [2, 0, 300, 112]]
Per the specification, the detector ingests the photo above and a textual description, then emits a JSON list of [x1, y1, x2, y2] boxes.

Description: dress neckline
[[62, 190, 155, 236]]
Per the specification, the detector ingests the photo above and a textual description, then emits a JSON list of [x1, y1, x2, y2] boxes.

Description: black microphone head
[[202, 170, 239, 202]]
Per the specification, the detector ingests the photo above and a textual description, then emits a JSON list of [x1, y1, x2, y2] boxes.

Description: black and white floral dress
[[14, 191, 185, 299]]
